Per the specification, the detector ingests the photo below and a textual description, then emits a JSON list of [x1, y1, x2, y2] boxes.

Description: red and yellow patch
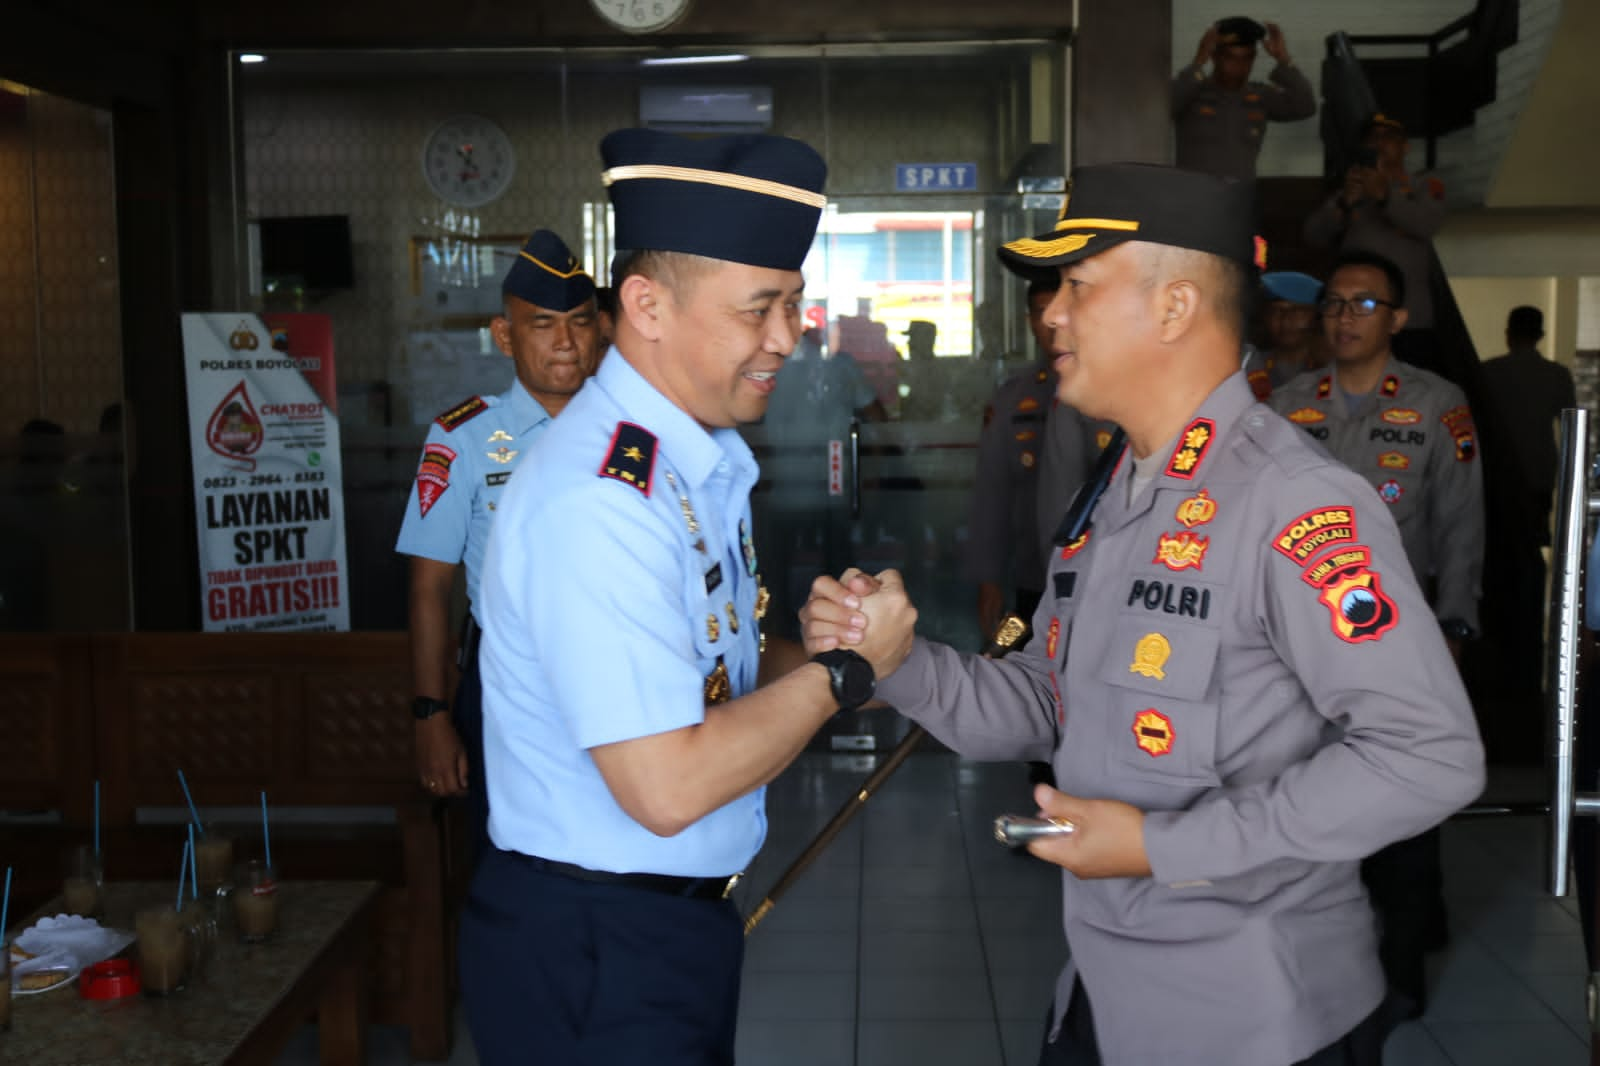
[[1247, 369, 1271, 400], [1381, 408, 1421, 425], [1253, 235, 1268, 271], [1060, 531, 1091, 562], [1165, 418, 1215, 480], [1377, 452, 1410, 470], [1175, 490, 1217, 529], [1132, 709, 1175, 758], [435, 395, 488, 432], [1017, 397, 1041, 413], [1442, 405, 1477, 462], [1286, 408, 1326, 425], [1380, 375, 1400, 397], [1154, 531, 1209, 571], [1273, 506, 1357, 567], [1315, 376, 1332, 400], [1046, 617, 1060, 659], [1313, 557, 1399, 644], [415, 442, 456, 518], [1302, 545, 1372, 588], [1014, 430, 1037, 443]]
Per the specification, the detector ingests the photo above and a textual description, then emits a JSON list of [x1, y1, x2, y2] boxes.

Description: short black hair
[[1025, 274, 1061, 304], [1507, 305, 1544, 341], [1325, 250, 1406, 309]]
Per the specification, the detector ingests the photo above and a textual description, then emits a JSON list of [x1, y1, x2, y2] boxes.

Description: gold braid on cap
[[519, 251, 590, 279], [602, 164, 826, 209]]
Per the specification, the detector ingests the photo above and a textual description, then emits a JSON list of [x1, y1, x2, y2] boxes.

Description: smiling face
[[650, 259, 806, 428], [1321, 263, 1407, 370], [493, 295, 603, 416], [1037, 243, 1165, 423]]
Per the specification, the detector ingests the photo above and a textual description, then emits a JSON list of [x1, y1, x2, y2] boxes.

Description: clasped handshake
[[798, 568, 918, 678]]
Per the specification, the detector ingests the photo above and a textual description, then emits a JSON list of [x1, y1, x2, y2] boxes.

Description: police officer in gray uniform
[[965, 274, 1065, 640], [1172, 16, 1315, 181], [803, 165, 1484, 1065], [1270, 249, 1484, 1016]]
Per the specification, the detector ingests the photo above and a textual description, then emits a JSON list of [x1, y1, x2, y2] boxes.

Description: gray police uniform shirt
[[1171, 63, 1315, 181], [963, 364, 1055, 592], [395, 382, 552, 625], [875, 372, 1485, 1066], [1303, 179, 1446, 329], [1035, 400, 1117, 569], [1270, 359, 1484, 629]]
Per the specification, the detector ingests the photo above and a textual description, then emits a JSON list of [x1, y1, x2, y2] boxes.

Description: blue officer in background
[[395, 229, 601, 863], [461, 128, 883, 1066]]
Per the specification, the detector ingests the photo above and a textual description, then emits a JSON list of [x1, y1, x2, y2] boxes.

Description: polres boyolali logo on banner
[[206, 382, 266, 469]]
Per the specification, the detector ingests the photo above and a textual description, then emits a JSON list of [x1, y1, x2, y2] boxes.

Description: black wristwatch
[[812, 649, 876, 712], [412, 696, 450, 721], [1439, 618, 1476, 642]]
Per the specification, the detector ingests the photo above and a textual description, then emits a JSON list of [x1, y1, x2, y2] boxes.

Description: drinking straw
[[2, 865, 12, 938], [176, 769, 205, 835], [260, 791, 273, 871], [93, 779, 101, 858], [177, 838, 191, 912], [187, 823, 199, 899]]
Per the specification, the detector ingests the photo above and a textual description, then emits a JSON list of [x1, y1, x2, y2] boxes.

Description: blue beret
[[999, 164, 1261, 275], [1261, 271, 1322, 306], [600, 128, 827, 271], [502, 229, 595, 312]]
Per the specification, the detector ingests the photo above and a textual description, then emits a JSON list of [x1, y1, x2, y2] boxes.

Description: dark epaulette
[[435, 396, 489, 432], [598, 421, 657, 497]]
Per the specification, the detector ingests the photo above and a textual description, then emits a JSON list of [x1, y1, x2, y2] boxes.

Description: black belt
[[511, 852, 742, 901], [457, 613, 482, 670]]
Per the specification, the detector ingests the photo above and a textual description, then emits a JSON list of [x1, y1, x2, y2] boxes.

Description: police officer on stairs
[[803, 164, 1484, 1065], [1270, 247, 1485, 1018], [461, 128, 886, 1065], [395, 229, 601, 863]]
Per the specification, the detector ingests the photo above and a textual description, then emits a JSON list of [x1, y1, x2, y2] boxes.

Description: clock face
[[421, 115, 516, 208], [588, 0, 691, 34]]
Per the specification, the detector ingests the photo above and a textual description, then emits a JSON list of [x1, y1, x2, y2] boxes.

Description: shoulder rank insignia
[[1132, 709, 1175, 758], [1165, 418, 1215, 479], [436, 396, 488, 432], [1315, 376, 1332, 400], [1380, 375, 1400, 397], [598, 422, 657, 496], [1286, 407, 1326, 425]]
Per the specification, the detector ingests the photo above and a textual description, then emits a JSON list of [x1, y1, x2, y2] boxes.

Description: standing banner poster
[[180, 312, 351, 632]]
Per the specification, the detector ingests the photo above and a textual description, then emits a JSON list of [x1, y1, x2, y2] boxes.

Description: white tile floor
[[275, 754, 1592, 1065]]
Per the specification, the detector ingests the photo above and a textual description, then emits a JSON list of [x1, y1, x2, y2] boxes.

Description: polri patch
[[598, 421, 657, 497], [1273, 506, 1357, 567], [435, 396, 488, 432], [1314, 557, 1399, 644]]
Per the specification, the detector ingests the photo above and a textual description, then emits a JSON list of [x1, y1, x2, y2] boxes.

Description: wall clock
[[421, 115, 516, 208], [588, 0, 691, 34]]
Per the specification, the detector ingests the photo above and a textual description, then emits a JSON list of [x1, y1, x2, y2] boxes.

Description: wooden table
[[4, 880, 380, 1065]]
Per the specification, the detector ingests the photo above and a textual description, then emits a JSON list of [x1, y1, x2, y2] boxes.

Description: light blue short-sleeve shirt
[[478, 352, 766, 876], [395, 382, 553, 622]]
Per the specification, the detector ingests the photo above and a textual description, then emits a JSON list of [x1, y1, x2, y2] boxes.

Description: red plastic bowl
[[79, 958, 141, 999]]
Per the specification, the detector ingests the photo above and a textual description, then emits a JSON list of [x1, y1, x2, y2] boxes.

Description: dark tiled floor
[[276, 756, 1589, 1065]]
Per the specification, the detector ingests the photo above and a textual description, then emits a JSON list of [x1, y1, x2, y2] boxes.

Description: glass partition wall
[[237, 41, 1069, 642]]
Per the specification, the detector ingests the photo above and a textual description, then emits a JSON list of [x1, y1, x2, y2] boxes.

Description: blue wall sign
[[895, 163, 978, 192]]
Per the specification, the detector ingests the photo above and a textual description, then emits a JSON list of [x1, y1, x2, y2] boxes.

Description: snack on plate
[[19, 967, 71, 991]]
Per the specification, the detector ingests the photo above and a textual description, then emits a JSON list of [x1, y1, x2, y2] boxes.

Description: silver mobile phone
[[994, 814, 1076, 847]]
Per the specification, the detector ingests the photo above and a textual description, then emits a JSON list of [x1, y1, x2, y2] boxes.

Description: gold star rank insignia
[[707, 613, 720, 642]]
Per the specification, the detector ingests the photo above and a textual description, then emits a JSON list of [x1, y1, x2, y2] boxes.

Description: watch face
[[588, 0, 691, 34], [422, 115, 516, 208]]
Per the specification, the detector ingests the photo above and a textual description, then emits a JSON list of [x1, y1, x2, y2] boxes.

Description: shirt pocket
[[1096, 612, 1223, 788]]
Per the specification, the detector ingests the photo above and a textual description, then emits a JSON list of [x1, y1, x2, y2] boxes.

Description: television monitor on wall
[[257, 214, 355, 291]]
